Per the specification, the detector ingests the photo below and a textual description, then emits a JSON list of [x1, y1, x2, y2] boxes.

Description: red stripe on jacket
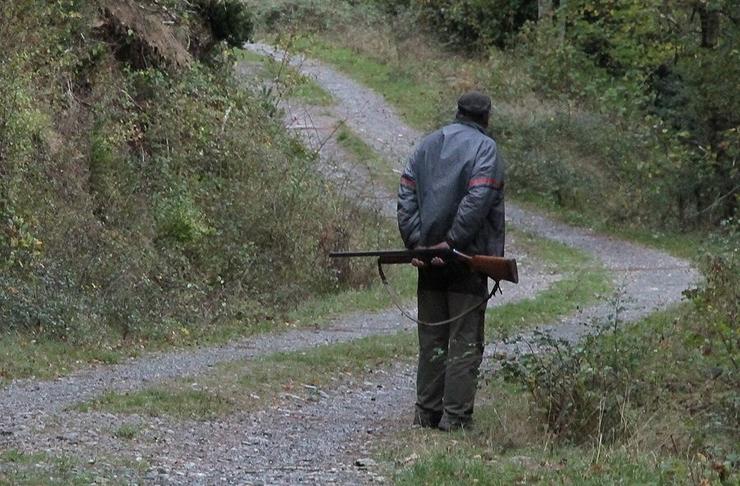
[[400, 175, 416, 189], [468, 177, 503, 189]]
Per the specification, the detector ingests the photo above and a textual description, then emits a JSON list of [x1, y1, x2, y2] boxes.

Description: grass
[[74, 229, 611, 420], [0, 335, 123, 381], [235, 47, 334, 106], [291, 74, 334, 106], [336, 123, 400, 190], [488, 268, 609, 340], [286, 264, 417, 325], [0, 449, 147, 485], [381, 304, 739, 485], [513, 196, 719, 262], [0, 254, 415, 384], [76, 388, 234, 420], [112, 423, 140, 440], [291, 35, 450, 130], [75, 332, 417, 420]]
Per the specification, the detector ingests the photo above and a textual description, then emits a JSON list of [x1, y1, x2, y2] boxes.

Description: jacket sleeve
[[446, 141, 503, 249], [397, 150, 421, 249]]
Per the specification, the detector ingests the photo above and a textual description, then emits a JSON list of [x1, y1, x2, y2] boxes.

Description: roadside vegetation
[[0, 0, 396, 380], [0, 448, 147, 485], [385, 257, 737, 484]]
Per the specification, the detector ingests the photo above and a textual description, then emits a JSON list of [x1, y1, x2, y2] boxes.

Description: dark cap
[[457, 91, 491, 117]]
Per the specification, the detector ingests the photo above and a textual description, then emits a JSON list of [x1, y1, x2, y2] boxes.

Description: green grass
[[235, 47, 334, 106], [488, 228, 611, 338], [286, 264, 417, 325], [382, 304, 738, 485], [513, 196, 719, 262], [75, 332, 417, 420], [74, 230, 610, 420], [0, 449, 147, 485], [76, 388, 234, 421], [488, 268, 609, 340], [291, 36, 445, 129], [291, 74, 334, 106], [112, 424, 140, 440], [394, 446, 702, 485], [0, 335, 122, 381], [336, 123, 400, 190], [0, 252, 415, 384]]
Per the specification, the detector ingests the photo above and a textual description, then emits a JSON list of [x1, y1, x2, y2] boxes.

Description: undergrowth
[[0, 0, 391, 376], [249, 0, 737, 238]]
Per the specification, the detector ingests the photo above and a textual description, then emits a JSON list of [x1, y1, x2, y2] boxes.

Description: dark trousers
[[415, 269, 487, 425]]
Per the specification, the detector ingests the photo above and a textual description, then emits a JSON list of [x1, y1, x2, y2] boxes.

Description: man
[[397, 91, 505, 431]]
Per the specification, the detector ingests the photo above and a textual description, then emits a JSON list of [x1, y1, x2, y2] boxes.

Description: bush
[[0, 1, 386, 346], [416, 0, 537, 49], [503, 238, 739, 449], [502, 296, 649, 444], [199, 0, 254, 47]]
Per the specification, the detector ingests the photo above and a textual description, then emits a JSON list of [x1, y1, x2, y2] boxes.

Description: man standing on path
[[397, 91, 505, 431]]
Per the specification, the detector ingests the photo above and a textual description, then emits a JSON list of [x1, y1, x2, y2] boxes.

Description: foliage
[[246, 0, 370, 33], [513, 0, 740, 224], [502, 294, 646, 444], [198, 0, 254, 47], [503, 256, 738, 452], [415, 0, 538, 48], [0, 0, 386, 349]]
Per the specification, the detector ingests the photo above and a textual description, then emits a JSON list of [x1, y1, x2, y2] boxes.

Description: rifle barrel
[[329, 249, 452, 258]]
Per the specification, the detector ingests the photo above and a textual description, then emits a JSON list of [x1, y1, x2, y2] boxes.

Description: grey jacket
[[397, 121, 505, 257]]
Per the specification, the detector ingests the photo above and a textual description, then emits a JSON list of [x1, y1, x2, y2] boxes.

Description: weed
[[78, 388, 234, 421], [336, 123, 399, 190], [113, 424, 140, 440]]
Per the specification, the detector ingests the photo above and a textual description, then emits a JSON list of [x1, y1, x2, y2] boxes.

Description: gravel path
[[0, 43, 699, 485]]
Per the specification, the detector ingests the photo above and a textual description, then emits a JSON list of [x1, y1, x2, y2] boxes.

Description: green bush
[[0, 1, 386, 346], [199, 0, 254, 47], [416, 0, 537, 48], [503, 299, 649, 444]]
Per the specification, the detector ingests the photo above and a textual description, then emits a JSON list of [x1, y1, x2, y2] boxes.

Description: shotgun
[[329, 248, 518, 284]]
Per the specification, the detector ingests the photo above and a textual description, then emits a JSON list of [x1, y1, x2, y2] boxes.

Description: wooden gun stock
[[329, 249, 518, 284]]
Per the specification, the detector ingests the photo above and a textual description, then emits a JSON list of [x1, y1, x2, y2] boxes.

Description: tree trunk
[[558, 0, 568, 44], [697, 4, 720, 48], [538, 0, 553, 20]]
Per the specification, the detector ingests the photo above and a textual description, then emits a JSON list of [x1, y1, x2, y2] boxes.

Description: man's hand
[[411, 241, 450, 268]]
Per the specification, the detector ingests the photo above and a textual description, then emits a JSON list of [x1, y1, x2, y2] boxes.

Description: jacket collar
[[455, 120, 487, 134]]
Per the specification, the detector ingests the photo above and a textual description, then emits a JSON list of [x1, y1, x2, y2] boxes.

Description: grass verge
[[336, 123, 400, 190], [382, 304, 739, 485], [0, 264, 415, 384], [235, 47, 334, 106], [74, 230, 610, 420], [290, 35, 447, 130], [0, 449, 147, 485], [74, 332, 417, 420]]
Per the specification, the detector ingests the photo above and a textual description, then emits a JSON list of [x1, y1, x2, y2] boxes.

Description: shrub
[[0, 1, 386, 346], [199, 0, 254, 47], [416, 0, 537, 49], [502, 296, 649, 444]]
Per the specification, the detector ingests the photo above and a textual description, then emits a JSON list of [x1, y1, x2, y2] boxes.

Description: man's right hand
[[411, 241, 450, 268], [411, 257, 426, 268]]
